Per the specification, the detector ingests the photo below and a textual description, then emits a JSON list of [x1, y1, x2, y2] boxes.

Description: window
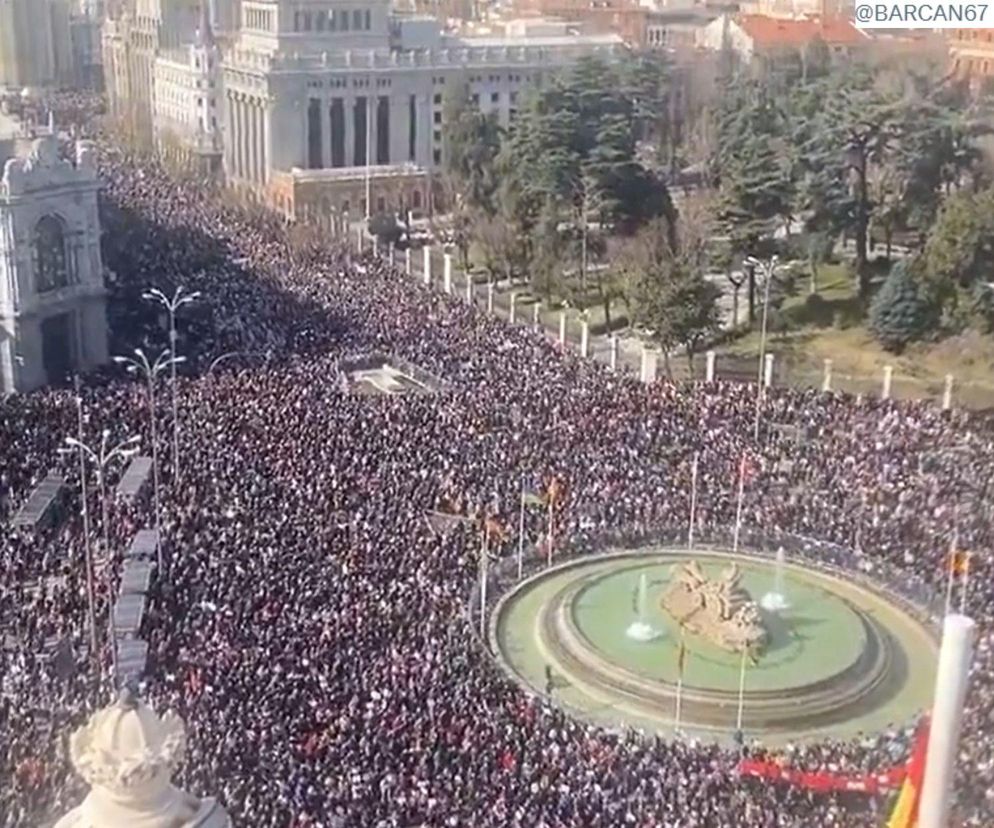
[[413, 190, 422, 209], [317, 10, 326, 30], [364, 9, 371, 29], [433, 111, 441, 124], [33, 216, 71, 293], [433, 93, 442, 105], [490, 92, 499, 104], [471, 93, 479, 105], [342, 10, 349, 30], [353, 9, 362, 29], [376, 197, 385, 212], [303, 11, 312, 30], [433, 148, 441, 164]]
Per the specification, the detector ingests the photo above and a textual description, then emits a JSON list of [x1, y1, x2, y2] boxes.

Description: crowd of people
[[2, 100, 994, 827]]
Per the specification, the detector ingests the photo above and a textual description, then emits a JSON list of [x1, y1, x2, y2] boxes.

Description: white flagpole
[[674, 626, 685, 735], [479, 529, 489, 637], [735, 647, 748, 732], [547, 497, 554, 568], [688, 452, 699, 550], [959, 550, 972, 615], [517, 478, 525, 580], [944, 527, 958, 617], [732, 453, 746, 553]]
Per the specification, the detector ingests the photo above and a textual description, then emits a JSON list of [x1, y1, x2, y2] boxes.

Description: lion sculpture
[[661, 561, 767, 654]]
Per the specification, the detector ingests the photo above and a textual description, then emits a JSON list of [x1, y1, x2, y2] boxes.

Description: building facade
[[0, 112, 108, 393], [948, 29, 994, 85], [220, 1, 622, 219], [0, 0, 76, 90]]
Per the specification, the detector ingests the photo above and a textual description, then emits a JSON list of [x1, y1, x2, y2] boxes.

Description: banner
[[738, 758, 906, 795]]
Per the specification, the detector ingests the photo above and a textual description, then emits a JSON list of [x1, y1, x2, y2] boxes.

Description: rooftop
[[736, 14, 866, 47]]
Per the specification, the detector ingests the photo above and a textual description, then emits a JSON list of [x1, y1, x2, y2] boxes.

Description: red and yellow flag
[[947, 549, 970, 576], [887, 718, 930, 828]]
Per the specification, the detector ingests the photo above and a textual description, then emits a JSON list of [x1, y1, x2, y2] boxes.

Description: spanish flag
[[948, 549, 970, 576], [546, 476, 565, 507], [887, 718, 930, 828]]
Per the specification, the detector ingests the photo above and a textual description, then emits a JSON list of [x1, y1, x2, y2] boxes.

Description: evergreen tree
[[869, 260, 934, 352]]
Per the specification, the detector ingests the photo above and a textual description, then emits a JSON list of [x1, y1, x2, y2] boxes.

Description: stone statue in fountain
[[54, 687, 231, 828], [662, 561, 768, 654]]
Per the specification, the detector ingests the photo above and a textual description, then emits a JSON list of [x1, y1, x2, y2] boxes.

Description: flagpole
[[688, 452, 699, 551], [735, 646, 748, 733], [944, 528, 958, 617], [479, 529, 489, 637], [547, 498, 554, 568], [959, 550, 972, 615], [733, 453, 746, 553], [674, 625, 686, 736], [517, 477, 526, 580]]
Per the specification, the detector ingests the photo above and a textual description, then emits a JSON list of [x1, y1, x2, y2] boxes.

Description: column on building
[[247, 96, 257, 183], [367, 93, 377, 171], [240, 95, 251, 182], [233, 94, 244, 180], [262, 98, 271, 184], [224, 91, 235, 176], [344, 91, 355, 166], [390, 94, 408, 167], [415, 91, 432, 167], [323, 92, 333, 169]]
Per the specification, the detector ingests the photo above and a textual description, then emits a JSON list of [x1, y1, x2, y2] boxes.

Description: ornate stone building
[[54, 689, 232, 828], [0, 111, 108, 394], [0, 0, 76, 90]]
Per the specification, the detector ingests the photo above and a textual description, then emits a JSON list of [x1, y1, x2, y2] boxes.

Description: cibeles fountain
[[54, 688, 231, 828]]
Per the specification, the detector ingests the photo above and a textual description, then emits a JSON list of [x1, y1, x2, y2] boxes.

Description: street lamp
[[745, 255, 778, 442], [64, 429, 141, 691], [113, 348, 184, 573], [142, 286, 201, 481]]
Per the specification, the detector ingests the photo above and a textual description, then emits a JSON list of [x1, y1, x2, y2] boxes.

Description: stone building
[[0, 111, 108, 394], [0, 0, 76, 90], [221, 2, 623, 220]]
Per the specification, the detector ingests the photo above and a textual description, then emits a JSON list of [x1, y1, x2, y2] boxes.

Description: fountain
[[760, 547, 791, 612], [626, 573, 661, 641]]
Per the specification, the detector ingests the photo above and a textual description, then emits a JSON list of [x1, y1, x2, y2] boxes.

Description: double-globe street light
[[142, 286, 201, 482], [64, 429, 141, 690], [113, 348, 185, 573]]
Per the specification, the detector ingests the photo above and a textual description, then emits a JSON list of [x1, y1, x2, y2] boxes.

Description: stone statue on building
[[662, 561, 768, 654], [54, 687, 231, 828]]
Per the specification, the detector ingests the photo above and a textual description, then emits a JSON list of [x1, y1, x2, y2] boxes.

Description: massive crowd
[[2, 102, 994, 827]]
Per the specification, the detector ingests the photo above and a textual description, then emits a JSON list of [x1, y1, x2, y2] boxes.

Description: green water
[[572, 560, 867, 693]]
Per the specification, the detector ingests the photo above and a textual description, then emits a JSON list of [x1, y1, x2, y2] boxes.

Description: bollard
[[882, 365, 892, 400], [422, 246, 432, 286], [580, 320, 590, 358], [705, 350, 716, 383], [388, 242, 395, 267], [372, 236, 379, 258], [465, 272, 474, 303], [532, 303, 540, 329], [356, 226, 364, 253], [487, 282, 494, 313], [509, 292, 518, 323], [609, 336, 619, 371], [764, 353, 774, 388], [405, 247, 412, 276], [640, 346, 658, 384], [942, 374, 954, 410], [443, 253, 453, 295], [822, 358, 833, 392], [558, 311, 567, 346]]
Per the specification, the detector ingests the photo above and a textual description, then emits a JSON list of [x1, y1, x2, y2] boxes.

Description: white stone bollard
[[356, 226, 364, 253], [882, 365, 893, 400], [609, 336, 619, 371], [509, 292, 518, 323], [822, 359, 833, 392], [580, 320, 590, 358], [443, 253, 453, 295], [640, 346, 658, 384], [558, 311, 567, 346], [532, 303, 541, 329], [405, 247, 412, 276], [764, 353, 774, 388], [465, 272, 474, 302], [372, 236, 379, 258], [942, 374, 954, 410], [388, 242, 395, 267], [487, 282, 494, 313], [422, 246, 432, 286], [705, 350, 716, 383]]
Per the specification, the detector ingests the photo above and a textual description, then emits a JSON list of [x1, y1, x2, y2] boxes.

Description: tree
[[368, 212, 402, 247], [921, 187, 994, 329], [869, 259, 934, 352]]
